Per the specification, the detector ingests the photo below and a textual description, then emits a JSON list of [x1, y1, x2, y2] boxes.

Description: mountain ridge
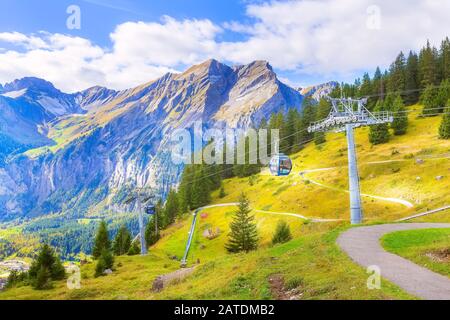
[[0, 59, 330, 221]]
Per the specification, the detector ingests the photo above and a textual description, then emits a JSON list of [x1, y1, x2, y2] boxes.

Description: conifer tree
[[369, 100, 390, 144], [440, 37, 450, 81], [92, 220, 110, 259], [391, 95, 408, 135], [439, 101, 450, 139], [225, 193, 258, 253], [28, 244, 65, 290], [271, 220, 292, 245], [95, 249, 114, 277], [387, 52, 406, 93], [164, 189, 179, 225], [314, 98, 331, 145], [405, 51, 419, 104], [127, 241, 140, 256], [421, 85, 440, 116], [418, 41, 438, 87], [145, 213, 161, 247], [436, 79, 450, 113], [359, 73, 372, 98], [296, 98, 316, 146], [282, 108, 300, 153], [178, 165, 194, 213], [112, 225, 131, 256]]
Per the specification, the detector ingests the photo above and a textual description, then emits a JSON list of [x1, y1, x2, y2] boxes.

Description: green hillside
[[1, 105, 449, 300]]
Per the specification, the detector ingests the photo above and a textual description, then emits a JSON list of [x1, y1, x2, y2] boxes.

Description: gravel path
[[337, 223, 450, 300]]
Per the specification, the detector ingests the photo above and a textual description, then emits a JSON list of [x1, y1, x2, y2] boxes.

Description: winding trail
[[337, 223, 450, 300], [298, 171, 414, 208], [181, 202, 340, 265]]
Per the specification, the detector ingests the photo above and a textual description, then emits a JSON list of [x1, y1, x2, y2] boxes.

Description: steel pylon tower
[[308, 97, 393, 224], [125, 187, 155, 255]]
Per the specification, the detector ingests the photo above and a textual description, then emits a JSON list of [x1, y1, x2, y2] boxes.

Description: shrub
[[271, 221, 293, 245]]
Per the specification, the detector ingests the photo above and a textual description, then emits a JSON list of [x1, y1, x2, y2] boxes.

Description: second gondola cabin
[[269, 153, 293, 176]]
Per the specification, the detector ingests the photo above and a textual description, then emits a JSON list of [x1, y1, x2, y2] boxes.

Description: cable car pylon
[[307, 97, 393, 224]]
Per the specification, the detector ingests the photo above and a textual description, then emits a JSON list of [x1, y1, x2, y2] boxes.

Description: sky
[[0, 0, 449, 93]]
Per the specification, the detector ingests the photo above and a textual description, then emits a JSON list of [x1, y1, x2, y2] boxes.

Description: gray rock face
[[0, 59, 304, 220], [300, 81, 338, 101]]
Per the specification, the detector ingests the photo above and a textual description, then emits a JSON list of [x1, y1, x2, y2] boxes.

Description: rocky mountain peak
[[3, 77, 59, 95]]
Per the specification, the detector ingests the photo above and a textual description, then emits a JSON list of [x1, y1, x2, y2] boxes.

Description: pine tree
[[95, 249, 114, 277], [282, 108, 300, 153], [418, 40, 438, 87], [359, 73, 372, 98], [127, 241, 140, 256], [35, 266, 52, 290], [439, 101, 450, 139], [369, 100, 390, 144], [191, 166, 210, 208], [387, 52, 406, 93], [404, 51, 420, 105], [164, 189, 179, 225], [112, 225, 131, 256], [225, 193, 258, 253], [145, 215, 161, 246], [178, 165, 194, 213], [92, 220, 110, 259], [314, 98, 331, 146], [421, 85, 440, 116], [28, 244, 66, 290], [391, 95, 408, 135], [297, 98, 316, 146], [440, 37, 450, 81], [271, 220, 292, 245], [436, 79, 450, 113], [371, 67, 385, 108], [219, 184, 226, 198]]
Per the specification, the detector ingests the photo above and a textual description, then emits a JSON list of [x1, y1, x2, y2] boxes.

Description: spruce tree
[[164, 189, 179, 225], [421, 85, 439, 116], [28, 244, 66, 290], [271, 220, 292, 245], [436, 80, 450, 113], [418, 40, 438, 87], [225, 193, 258, 253], [440, 37, 450, 81], [95, 249, 114, 277], [391, 95, 408, 135], [145, 215, 161, 246], [127, 241, 140, 256], [369, 100, 390, 144], [387, 52, 406, 93], [405, 51, 419, 104], [439, 102, 450, 139], [178, 165, 194, 213], [112, 225, 131, 256], [92, 220, 110, 259], [314, 98, 331, 146], [282, 108, 299, 153]]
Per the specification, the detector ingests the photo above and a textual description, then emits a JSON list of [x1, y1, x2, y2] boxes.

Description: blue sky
[[0, 0, 449, 92]]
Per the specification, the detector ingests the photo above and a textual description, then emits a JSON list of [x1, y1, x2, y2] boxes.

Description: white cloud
[[0, 17, 220, 92], [219, 0, 450, 76], [0, 0, 449, 92]]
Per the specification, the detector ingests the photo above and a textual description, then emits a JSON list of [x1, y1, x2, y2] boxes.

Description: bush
[[95, 249, 114, 277], [271, 221, 293, 245], [127, 241, 140, 256]]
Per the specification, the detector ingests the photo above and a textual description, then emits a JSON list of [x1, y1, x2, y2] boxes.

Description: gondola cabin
[[145, 205, 156, 215], [269, 154, 293, 176]]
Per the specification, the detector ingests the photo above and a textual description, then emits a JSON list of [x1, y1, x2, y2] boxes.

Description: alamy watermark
[[66, 5, 81, 30], [170, 122, 280, 165], [367, 265, 381, 290]]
